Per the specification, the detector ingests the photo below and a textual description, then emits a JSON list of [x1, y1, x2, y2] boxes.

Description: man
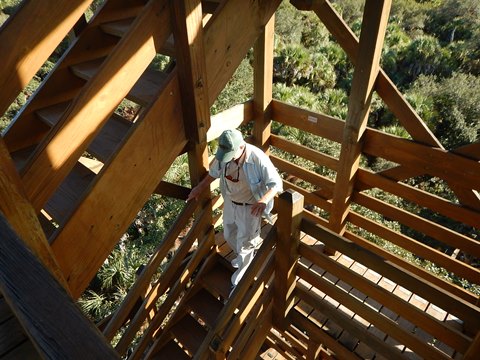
[[187, 129, 282, 289]]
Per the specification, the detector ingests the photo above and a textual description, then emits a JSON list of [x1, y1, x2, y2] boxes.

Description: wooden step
[[150, 338, 190, 360], [0, 316, 29, 358], [1, 339, 40, 360], [43, 158, 97, 226], [36, 102, 132, 163], [200, 258, 233, 300], [100, 18, 176, 57], [170, 315, 207, 356], [185, 288, 223, 329], [70, 58, 168, 106]]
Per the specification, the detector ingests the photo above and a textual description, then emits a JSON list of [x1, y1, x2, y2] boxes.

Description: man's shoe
[[230, 257, 240, 268]]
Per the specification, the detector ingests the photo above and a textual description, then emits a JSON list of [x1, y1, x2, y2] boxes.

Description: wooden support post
[[464, 332, 480, 360], [253, 13, 275, 152], [170, 0, 213, 216], [273, 189, 304, 329], [0, 214, 119, 359], [329, 0, 391, 236], [0, 138, 69, 291]]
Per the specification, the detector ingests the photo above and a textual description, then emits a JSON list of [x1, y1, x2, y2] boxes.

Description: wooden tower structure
[[0, 0, 479, 358]]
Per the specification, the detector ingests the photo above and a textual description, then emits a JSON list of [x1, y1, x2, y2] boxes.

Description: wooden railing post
[[273, 189, 304, 329]]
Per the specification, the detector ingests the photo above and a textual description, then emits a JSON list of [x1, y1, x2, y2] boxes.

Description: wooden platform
[[214, 220, 466, 359]]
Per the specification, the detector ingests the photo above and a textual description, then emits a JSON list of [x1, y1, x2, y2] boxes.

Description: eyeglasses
[[224, 162, 240, 182]]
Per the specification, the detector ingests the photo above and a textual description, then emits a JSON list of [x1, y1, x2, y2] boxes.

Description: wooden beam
[[153, 180, 190, 200], [312, 0, 480, 211], [21, 0, 172, 211], [363, 129, 480, 192], [0, 0, 93, 117], [253, 13, 275, 151], [271, 99, 344, 144], [329, 0, 392, 234], [204, 0, 282, 104], [311, 0, 442, 149], [0, 138, 68, 290], [0, 214, 119, 359], [51, 72, 186, 298], [274, 190, 304, 329], [171, 0, 211, 144]]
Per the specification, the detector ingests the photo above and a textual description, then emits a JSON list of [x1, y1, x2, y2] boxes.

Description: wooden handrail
[[195, 228, 276, 359], [219, 255, 275, 354], [116, 204, 213, 355], [0, 214, 119, 359], [103, 198, 200, 340], [348, 210, 480, 283], [129, 226, 215, 359]]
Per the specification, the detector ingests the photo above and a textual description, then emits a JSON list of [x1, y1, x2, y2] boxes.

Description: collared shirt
[[209, 143, 283, 216]]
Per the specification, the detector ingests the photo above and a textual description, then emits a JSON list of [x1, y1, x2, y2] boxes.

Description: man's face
[[232, 144, 245, 161]]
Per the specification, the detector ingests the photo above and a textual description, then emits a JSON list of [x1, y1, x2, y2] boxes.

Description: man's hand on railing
[[187, 174, 215, 202]]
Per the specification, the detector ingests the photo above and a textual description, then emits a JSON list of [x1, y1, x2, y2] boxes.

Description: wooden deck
[[214, 218, 466, 359]]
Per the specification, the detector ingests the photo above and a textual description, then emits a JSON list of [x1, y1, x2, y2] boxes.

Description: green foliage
[[407, 73, 480, 149], [425, 0, 480, 44]]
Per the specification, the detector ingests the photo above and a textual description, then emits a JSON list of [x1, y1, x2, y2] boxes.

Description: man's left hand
[[251, 201, 266, 217]]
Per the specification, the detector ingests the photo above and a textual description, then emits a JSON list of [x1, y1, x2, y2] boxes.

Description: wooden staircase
[[148, 256, 232, 359], [2, 0, 280, 301]]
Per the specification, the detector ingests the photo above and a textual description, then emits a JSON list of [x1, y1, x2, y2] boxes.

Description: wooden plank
[[207, 100, 253, 142], [295, 284, 404, 360], [36, 102, 132, 163], [171, 315, 206, 355], [253, 13, 275, 151], [357, 168, 480, 230], [348, 211, 480, 284], [300, 218, 480, 331], [0, 139, 67, 288], [298, 243, 471, 353], [270, 154, 335, 198], [271, 100, 344, 143], [153, 180, 190, 200], [353, 191, 480, 259], [204, 0, 282, 104], [43, 160, 96, 226], [270, 134, 339, 171], [1, 339, 40, 360], [186, 289, 223, 329], [171, 0, 212, 207], [0, 215, 119, 359], [274, 190, 304, 329], [0, 317, 28, 357], [329, 0, 392, 234], [21, 0, 172, 211], [341, 230, 478, 305], [283, 180, 332, 213], [298, 269, 452, 360], [0, 0, 92, 116], [363, 129, 480, 192]]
